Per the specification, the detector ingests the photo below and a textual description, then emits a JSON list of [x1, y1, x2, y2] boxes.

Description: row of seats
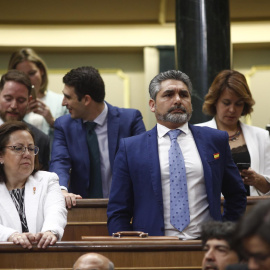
[[0, 196, 267, 270]]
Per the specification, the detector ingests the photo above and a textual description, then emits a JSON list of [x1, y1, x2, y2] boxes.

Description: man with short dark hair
[[107, 70, 246, 238], [201, 221, 240, 270], [0, 70, 50, 170], [50, 66, 146, 207]]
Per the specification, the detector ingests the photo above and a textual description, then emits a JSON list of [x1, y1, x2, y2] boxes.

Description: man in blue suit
[[49, 66, 145, 208], [107, 70, 246, 239]]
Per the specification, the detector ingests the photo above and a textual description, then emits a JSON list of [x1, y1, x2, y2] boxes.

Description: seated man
[[73, 253, 114, 270], [50, 66, 146, 207], [0, 70, 50, 170], [201, 221, 240, 270]]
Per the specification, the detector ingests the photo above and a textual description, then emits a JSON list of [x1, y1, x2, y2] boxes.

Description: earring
[[0, 161, 3, 165]]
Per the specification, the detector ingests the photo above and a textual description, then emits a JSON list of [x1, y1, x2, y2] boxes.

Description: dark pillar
[[175, 0, 231, 124]]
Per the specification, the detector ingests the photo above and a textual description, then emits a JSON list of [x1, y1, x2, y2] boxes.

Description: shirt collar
[[157, 122, 189, 138], [83, 102, 108, 126]]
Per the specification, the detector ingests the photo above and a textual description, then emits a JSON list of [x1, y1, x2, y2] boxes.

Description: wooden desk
[[0, 240, 203, 270], [63, 196, 270, 241]]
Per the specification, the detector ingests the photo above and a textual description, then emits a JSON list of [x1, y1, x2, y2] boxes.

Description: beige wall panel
[[143, 47, 160, 130], [233, 49, 270, 129], [247, 69, 270, 129]]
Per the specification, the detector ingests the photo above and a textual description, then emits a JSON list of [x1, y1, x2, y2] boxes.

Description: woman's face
[[15, 60, 44, 94], [215, 88, 245, 128], [0, 130, 35, 184]]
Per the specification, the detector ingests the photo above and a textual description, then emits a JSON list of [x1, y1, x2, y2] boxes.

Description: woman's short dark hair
[[8, 48, 48, 94], [0, 121, 39, 183], [202, 70, 255, 116]]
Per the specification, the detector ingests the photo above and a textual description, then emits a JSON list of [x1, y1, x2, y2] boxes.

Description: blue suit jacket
[[49, 103, 146, 198], [107, 124, 247, 235]]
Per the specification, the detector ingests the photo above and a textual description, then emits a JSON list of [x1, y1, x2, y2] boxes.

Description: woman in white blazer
[[197, 70, 270, 196], [0, 121, 67, 248]]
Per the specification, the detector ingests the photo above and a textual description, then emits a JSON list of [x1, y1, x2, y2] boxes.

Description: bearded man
[[107, 70, 246, 239]]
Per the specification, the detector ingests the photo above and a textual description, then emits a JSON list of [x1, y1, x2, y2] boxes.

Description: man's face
[[149, 79, 192, 129], [62, 85, 86, 119], [202, 239, 239, 270], [0, 81, 29, 122], [243, 235, 270, 270]]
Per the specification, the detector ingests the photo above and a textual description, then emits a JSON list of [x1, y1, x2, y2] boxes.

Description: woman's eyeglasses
[[5, 145, 39, 155]]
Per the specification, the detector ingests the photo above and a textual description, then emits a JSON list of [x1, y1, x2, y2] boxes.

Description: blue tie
[[168, 129, 190, 232], [85, 122, 103, 198]]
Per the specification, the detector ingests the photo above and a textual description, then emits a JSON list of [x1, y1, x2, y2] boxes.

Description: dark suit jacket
[[226, 264, 249, 270], [49, 102, 146, 197], [25, 122, 50, 171], [107, 124, 247, 235]]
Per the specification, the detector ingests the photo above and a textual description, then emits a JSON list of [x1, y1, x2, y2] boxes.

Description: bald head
[[73, 253, 114, 270]]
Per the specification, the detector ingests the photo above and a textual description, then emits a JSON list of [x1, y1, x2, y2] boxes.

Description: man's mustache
[[167, 105, 187, 114]]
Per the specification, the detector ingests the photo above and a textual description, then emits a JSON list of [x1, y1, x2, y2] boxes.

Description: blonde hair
[[8, 48, 48, 94]]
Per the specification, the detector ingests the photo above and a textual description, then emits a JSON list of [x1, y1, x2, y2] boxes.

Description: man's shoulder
[[24, 122, 49, 141], [107, 102, 141, 116], [122, 128, 154, 143], [55, 114, 79, 126]]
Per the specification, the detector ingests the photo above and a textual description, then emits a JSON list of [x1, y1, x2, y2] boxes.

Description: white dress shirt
[[157, 122, 211, 239], [84, 102, 112, 198]]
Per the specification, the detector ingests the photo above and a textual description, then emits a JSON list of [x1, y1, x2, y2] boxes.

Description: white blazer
[[0, 171, 67, 241], [197, 118, 270, 196]]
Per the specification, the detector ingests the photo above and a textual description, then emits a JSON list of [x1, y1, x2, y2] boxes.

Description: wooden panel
[[62, 196, 270, 241], [0, 240, 203, 270], [62, 199, 108, 240]]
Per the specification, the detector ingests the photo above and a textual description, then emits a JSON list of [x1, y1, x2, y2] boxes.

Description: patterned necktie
[[85, 122, 103, 198], [168, 129, 190, 232]]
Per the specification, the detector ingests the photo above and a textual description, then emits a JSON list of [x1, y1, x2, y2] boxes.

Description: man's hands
[[62, 189, 82, 208], [8, 231, 58, 249]]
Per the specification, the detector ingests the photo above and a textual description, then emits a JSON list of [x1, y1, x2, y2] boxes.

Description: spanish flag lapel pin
[[213, 153, 220, 159]]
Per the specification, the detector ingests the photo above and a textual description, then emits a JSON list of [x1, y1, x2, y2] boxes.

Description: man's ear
[[149, 99, 156, 112], [84, 95, 92, 106]]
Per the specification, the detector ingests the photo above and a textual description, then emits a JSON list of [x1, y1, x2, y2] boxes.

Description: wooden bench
[[0, 240, 203, 270], [62, 199, 108, 240]]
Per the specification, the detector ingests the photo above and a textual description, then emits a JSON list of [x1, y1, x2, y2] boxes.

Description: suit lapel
[[24, 175, 42, 233], [147, 126, 164, 214], [189, 124, 213, 195], [0, 182, 22, 232], [107, 103, 120, 169]]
